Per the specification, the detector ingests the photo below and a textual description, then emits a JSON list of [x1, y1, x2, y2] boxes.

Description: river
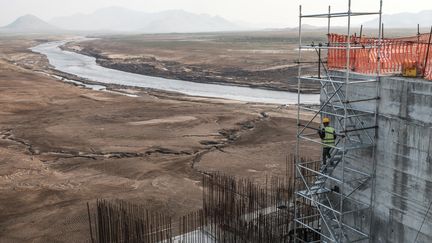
[[31, 40, 319, 105]]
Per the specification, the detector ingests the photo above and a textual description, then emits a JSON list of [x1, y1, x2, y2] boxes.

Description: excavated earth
[[0, 36, 318, 242]]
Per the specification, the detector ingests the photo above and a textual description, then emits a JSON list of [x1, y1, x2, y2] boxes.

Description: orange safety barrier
[[327, 33, 432, 80]]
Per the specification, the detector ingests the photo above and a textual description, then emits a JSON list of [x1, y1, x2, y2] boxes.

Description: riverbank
[[0, 36, 319, 242], [61, 32, 320, 93], [32, 40, 319, 105]]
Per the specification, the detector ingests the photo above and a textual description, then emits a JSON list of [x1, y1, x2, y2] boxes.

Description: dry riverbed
[[0, 35, 318, 242]]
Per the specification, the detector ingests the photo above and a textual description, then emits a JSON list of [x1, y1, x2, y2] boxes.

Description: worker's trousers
[[322, 147, 331, 165]]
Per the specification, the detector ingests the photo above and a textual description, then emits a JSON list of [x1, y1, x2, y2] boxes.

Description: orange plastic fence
[[327, 33, 432, 80]]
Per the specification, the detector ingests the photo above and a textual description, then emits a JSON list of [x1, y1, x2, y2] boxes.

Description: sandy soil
[[0, 36, 319, 242]]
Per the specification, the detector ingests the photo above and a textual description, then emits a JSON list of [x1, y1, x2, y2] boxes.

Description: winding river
[[31, 40, 319, 105]]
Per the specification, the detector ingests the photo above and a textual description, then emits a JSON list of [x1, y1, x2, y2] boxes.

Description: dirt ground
[[65, 31, 321, 93], [0, 36, 319, 242]]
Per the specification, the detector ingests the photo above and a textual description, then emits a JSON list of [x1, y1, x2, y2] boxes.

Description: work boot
[[320, 164, 327, 173]]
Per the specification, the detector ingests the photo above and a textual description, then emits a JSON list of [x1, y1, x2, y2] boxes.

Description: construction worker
[[318, 117, 336, 165]]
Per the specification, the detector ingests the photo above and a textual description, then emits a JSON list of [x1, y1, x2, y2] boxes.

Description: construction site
[[82, 0, 432, 241], [294, 0, 432, 242], [0, 0, 432, 243]]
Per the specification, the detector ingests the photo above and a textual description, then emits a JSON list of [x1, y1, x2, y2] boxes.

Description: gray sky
[[0, 0, 431, 27]]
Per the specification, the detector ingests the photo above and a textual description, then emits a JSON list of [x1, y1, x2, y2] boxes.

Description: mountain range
[[363, 10, 432, 28], [1, 7, 431, 34], [0, 7, 240, 33], [50, 7, 239, 32], [0, 14, 59, 33]]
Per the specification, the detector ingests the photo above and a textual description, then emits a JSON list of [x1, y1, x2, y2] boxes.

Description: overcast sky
[[0, 0, 431, 27]]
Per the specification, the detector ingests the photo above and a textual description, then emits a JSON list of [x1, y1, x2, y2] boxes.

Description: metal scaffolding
[[294, 1, 383, 242]]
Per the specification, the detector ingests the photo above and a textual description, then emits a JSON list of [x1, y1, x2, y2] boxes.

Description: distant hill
[[285, 24, 328, 31], [363, 10, 432, 28], [49, 7, 240, 33], [0, 14, 59, 33], [139, 10, 239, 33]]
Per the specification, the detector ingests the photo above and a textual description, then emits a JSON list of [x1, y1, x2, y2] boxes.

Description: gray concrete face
[[372, 76, 432, 243], [320, 74, 432, 242]]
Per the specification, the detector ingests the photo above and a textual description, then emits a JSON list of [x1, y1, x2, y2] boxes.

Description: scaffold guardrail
[[294, 0, 383, 242]]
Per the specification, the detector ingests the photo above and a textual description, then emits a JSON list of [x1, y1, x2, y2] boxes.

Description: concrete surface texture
[[373, 76, 432, 243], [321, 74, 432, 242]]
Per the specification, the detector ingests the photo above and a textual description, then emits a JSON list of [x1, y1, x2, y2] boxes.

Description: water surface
[[32, 40, 319, 105]]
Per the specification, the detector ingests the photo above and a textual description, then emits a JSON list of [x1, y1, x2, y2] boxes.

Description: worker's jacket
[[318, 126, 336, 147]]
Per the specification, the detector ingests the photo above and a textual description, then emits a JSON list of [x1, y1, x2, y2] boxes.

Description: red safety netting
[[327, 33, 432, 80]]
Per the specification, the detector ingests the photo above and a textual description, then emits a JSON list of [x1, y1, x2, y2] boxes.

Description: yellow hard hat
[[323, 117, 330, 123]]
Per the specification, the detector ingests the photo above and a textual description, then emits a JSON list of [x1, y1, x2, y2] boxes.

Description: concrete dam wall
[[321, 74, 432, 242]]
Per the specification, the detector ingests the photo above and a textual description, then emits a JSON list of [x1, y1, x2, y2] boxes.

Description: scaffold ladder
[[294, 1, 383, 242]]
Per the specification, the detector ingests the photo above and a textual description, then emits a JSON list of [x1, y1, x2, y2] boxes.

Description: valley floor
[[0, 36, 318, 242], [64, 32, 320, 93]]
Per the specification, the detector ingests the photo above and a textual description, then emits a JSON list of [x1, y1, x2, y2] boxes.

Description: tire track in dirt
[[0, 167, 83, 191]]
